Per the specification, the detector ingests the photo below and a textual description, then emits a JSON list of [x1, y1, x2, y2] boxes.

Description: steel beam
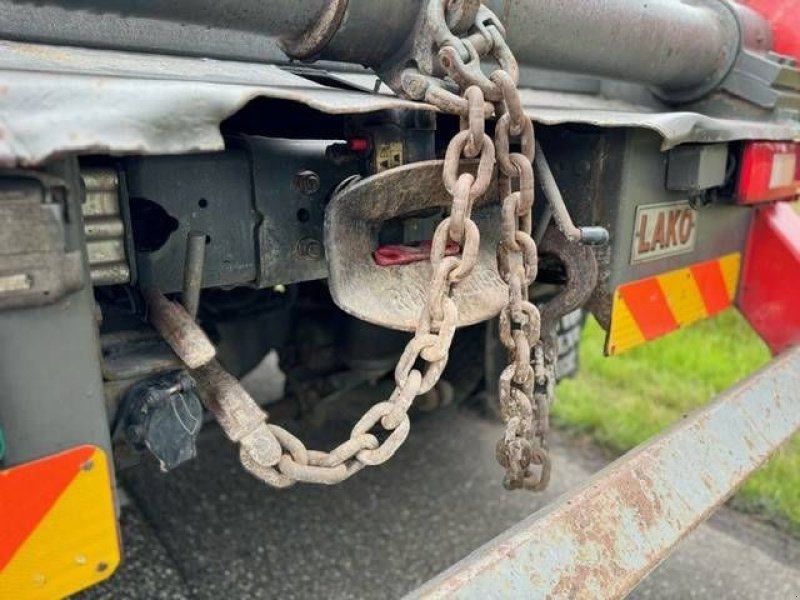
[[407, 345, 800, 599]]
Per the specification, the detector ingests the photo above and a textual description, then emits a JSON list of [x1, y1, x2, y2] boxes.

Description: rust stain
[[546, 487, 630, 598], [11, 43, 72, 63], [414, 347, 800, 599], [700, 473, 716, 492]]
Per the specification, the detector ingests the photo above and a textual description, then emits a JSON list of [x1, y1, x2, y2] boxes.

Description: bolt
[[297, 238, 324, 260], [81, 460, 94, 471], [293, 170, 320, 195]]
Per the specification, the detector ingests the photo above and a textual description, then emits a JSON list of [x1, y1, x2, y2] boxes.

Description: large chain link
[[431, 5, 551, 492]]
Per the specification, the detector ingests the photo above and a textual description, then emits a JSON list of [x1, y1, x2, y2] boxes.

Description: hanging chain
[[148, 0, 552, 491], [236, 114, 495, 487], [149, 77, 495, 490], [429, 7, 551, 491], [490, 81, 549, 492]]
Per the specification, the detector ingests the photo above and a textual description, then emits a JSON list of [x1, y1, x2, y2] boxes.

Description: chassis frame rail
[[408, 345, 800, 599]]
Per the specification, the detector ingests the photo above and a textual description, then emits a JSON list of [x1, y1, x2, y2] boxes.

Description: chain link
[[492, 87, 550, 490], [431, 6, 552, 491]]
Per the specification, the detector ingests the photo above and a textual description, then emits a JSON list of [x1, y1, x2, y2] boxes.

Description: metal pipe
[[182, 230, 206, 320], [407, 344, 800, 599], [145, 288, 216, 369], [6, 0, 328, 38], [534, 142, 608, 245], [7, 0, 743, 99], [486, 0, 741, 98]]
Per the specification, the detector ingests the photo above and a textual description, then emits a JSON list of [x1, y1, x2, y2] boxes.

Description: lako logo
[[631, 201, 697, 264]]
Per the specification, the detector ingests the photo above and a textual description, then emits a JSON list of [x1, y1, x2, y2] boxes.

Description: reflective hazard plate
[[606, 253, 741, 355], [631, 201, 697, 264], [0, 445, 120, 599]]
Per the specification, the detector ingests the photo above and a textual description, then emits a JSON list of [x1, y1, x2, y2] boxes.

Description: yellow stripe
[[606, 253, 741, 356], [718, 253, 741, 301], [657, 267, 708, 326], [606, 291, 646, 355], [0, 449, 120, 599]]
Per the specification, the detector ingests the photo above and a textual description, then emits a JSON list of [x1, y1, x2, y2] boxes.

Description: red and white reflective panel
[[736, 141, 800, 204]]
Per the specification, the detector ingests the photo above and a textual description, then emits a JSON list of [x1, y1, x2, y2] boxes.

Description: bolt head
[[293, 170, 321, 195], [297, 238, 324, 260]]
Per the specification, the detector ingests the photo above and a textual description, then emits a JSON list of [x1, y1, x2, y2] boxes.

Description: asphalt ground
[[80, 361, 800, 600]]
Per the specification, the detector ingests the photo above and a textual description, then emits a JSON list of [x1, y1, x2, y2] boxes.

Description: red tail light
[[736, 141, 800, 204]]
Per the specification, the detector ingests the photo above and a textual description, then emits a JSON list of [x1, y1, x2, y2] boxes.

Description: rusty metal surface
[[325, 160, 506, 331], [1, 40, 799, 166], [408, 344, 800, 600], [537, 227, 599, 337], [192, 360, 283, 474], [144, 288, 216, 369], [280, 0, 349, 60], [181, 231, 206, 320]]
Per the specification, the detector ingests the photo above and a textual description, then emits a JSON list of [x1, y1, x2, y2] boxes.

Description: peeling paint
[[1, 40, 799, 166], [408, 346, 800, 600]]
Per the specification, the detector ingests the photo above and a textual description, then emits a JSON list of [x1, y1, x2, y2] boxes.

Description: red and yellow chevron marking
[[0, 445, 120, 599], [606, 253, 741, 355]]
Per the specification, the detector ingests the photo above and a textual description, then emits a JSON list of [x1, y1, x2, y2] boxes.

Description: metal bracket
[[538, 226, 599, 340]]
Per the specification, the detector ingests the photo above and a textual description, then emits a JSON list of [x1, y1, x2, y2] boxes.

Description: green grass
[[553, 309, 800, 533]]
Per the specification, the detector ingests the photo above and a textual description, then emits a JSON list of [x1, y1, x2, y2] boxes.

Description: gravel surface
[[78, 362, 800, 599]]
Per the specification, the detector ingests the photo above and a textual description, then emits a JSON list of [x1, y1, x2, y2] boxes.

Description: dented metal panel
[[407, 345, 800, 600], [1, 41, 799, 166]]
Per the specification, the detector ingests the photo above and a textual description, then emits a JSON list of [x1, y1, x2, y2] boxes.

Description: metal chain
[[235, 98, 493, 487], [244, 0, 553, 490], [149, 0, 552, 491], [431, 8, 551, 492]]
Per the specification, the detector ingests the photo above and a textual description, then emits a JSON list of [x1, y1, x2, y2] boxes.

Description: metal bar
[[182, 230, 206, 320], [534, 141, 582, 239], [534, 142, 608, 245], [407, 345, 800, 599], [5, 0, 741, 97]]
